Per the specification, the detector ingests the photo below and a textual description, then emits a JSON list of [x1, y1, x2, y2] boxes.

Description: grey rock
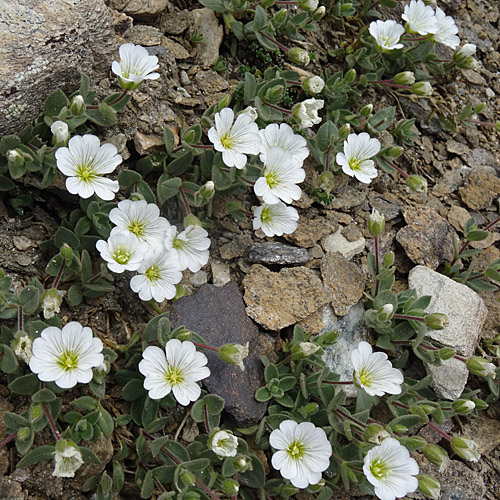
[[459, 165, 500, 210], [247, 242, 311, 266], [210, 260, 231, 287], [0, 0, 116, 136], [191, 8, 223, 67], [321, 229, 366, 261], [170, 282, 267, 426], [408, 265, 488, 399], [321, 301, 369, 397], [369, 194, 402, 221]]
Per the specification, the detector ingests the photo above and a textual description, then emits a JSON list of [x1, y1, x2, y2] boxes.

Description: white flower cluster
[[209, 110, 311, 237], [369, 0, 461, 51], [96, 199, 210, 303]]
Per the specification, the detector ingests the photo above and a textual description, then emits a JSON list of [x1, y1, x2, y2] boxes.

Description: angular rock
[[210, 260, 231, 287], [120, 0, 169, 17], [321, 229, 365, 261], [243, 265, 331, 331], [247, 242, 310, 266], [170, 282, 267, 425], [284, 217, 337, 248], [321, 253, 366, 316], [396, 207, 456, 270], [191, 8, 224, 67], [194, 70, 229, 93], [219, 233, 253, 260], [459, 165, 500, 210], [320, 302, 369, 397], [0, 0, 116, 136], [463, 413, 500, 455], [408, 265, 488, 399]]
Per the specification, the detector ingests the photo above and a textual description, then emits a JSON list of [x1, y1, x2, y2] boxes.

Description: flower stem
[[192, 342, 219, 352], [203, 405, 211, 434], [334, 408, 367, 429], [18, 304, 23, 332], [374, 236, 380, 298], [53, 260, 66, 289], [262, 101, 292, 114], [393, 314, 424, 322], [150, 300, 164, 314], [379, 156, 409, 179], [257, 30, 289, 52], [426, 421, 451, 440], [42, 402, 61, 441], [86, 89, 128, 110], [0, 430, 18, 447], [179, 186, 192, 215]]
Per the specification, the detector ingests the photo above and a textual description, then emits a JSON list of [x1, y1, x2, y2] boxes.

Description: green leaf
[[80, 446, 101, 465], [137, 180, 156, 204], [79, 74, 90, 98], [73, 396, 99, 410], [98, 409, 114, 437], [163, 127, 176, 155], [54, 226, 80, 250], [466, 229, 489, 242], [166, 152, 193, 176], [141, 470, 155, 499], [83, 281, 114, 297], [157, 176, 182, 204], [368, 106, 396, 132], [17, 445, 55, 468], [8, 373, 39, 394], [244, 72, 257, 105], [32, 388, 57, 403], [97, 103, 118, 126], [204, 394, 225, 415], [0, 174, 15, 191], [122, 379, 147, 401], [255, 387, 271, 402], [113, 461, 125, 492], [485, 267, 500, 282], [182, 125, 202, 145], [253, 5, 269, 31], [19, 286, 40, 315], [316, 121, 339, 152], [143, 311, 171, 342], [80, 249, 93, 283], [0, 344, 19, 374], [198, 0, 227, 13], [44, 89, 68, 117], [67, 284, 83, 306], [118, 169, 142, 188], [0, 135, 21, 156], [8, 159, 26, 179], [2, 411, 30, 430], [239, 453, 266, 488], [159, 440, 190, 464], [264, 363, 278, 382]]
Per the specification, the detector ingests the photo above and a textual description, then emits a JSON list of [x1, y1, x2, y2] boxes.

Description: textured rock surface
[[110, 0, 169, 17], [0, 0, 116, 136], [170, 282, 267, 425], [320, 229, 366, 261], [408, 265, 488, 399], [459, 165, 500, 210], [396, 207, 456, 270], [284, 217, 337, 248], [321, 253, 366, 316], [191, 8, 224, 67], [247, 242, 310, 266], [243, 265, 331, 330]]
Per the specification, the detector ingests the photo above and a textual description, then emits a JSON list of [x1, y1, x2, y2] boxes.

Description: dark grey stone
[[170, 281, 267, 426], [246, 242, 311, 265]]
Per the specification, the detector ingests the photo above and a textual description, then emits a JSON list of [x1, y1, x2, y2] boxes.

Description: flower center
[[75, 162, 97, 183], [145, 264, 161, 282], [357, 368, 374, 388], [265, 172, 279, 189], [285, 440, 306, 461], [260, 206, 272, 223], [348, 157, 363, 171], [56, 349, 80, 372], [220, 133, 233, 149], [164, 366, 184, 386], [128, 220, 146, 237], [369, 458, 390, 480], [122, 64, 143, 79], [112, 245, 132, 265], [172, 236, 188, 250]]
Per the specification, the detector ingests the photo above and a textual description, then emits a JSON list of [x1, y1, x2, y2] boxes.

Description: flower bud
[[301, 402, 319, 416], [438, 347, 455, 360], [218, 342, 249, 371], [238, 106, 258, 122], [368, 208, 385, 237], [391, 424, 408, 433], [318, 171, 336, 193], [406, 174, 428, 193], [209, 428, 238, 457], [406, 436, 427, 450], [288, 47, 310, 66], [343, 68, 357, 84], [473, 103, 486, 113], [455, 43, 476, 59], [12, 333, 33, 363], [221, 479, 239, 496], [384, 251, 395, 267], [264, 84, 285, 103], [198, 180, 215, 200], [363, 423, 391, 445], [60, 243, 73, 261], [377, 303, 394, 322], [261, 0, 275, 6], [423, 443, 450, 471], [450, 437, 480, 462], [7, 149, 25, 168], [18, 426, 31, 441], [302, 75, 325, 95], [424, 313, 449, 330], [183, 214, 202, 228], [297, 0, 318, 11], [495, 121, 500, 133], [338, 123, 351, 139], [70, 95, 86, 116], [273, 8, 288, 25], [417, 474, 440, 500], [411, 81, 433, 96], [394, 71, 415, 85], [312, 6, 326, 21], [360, 104, 373, 117], [130, 192, 145, 201], [307, 479, 325, 492], [30, 403, 44, 423], [216, 94, 232, 112], [292, 341, 320, 359], [180, 470, 196, 487], [173, 327, 192, 341], [41, 288, 63, 320], [452, 399, 475, 415], [51, 120, 70, 148], [466, 356, 497, 378], [472, 398, 488, 411], [234, 455, 252, 472], [388, 146, 404, 158]]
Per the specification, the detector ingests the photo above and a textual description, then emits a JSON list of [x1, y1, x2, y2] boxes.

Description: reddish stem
[[192, 342, 219, 352], [263, 101, 292, 114], [42, 402, 61, 441], [257, 30, 289, 52], [426, 421, 451, 441], [53, 260, 66, 289], [379, 156, 409, 179], [179, 186, 192, 215], [374, 236, 380, 298], [0, 430, 18, 447], [18, 304, 23, 332], [86, 89, 128, 110]]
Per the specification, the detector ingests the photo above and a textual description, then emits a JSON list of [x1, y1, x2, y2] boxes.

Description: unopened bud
[[406, 174, 428, 193], [417, 474, 440, 500], [377, 303, 394, 322], [338, 123, 351, 139], [70, 95, 86, 116], [234, 456, 252, 472], [343, 68, 357, 84], [452, 399, 475, 415], [51, 120, 70, 148], [180, 470, 196, 487], [130, 191, 145, 202], [411, 81, 433, 96], [60, 243, 73, 261], [302, 75, 325, 95], [292, 341, 321, 359], [363, 423, 391, 445], [455, 43, 476, 59], [30, 404, 44, 422], [472, 398, 488, 411], [407, 436, 427, 450], [18, 427, 31, 441], [312, 5, 326, 21], [41, 288, 63, 320], [273, 8, 288, 24], [7, 149, 25, 168], [302, 402, 319, 416], [391, 424, 408, 433], [394, 71, 415, 85], [218, 342, 249, 371], [216, 94, 232, 112], [297, 0, 318, 11], [450, 437, 480, 462], [221, 479, 239, 496], [423, 443, 450, 472], [474, 103, 486, 113], [368, 208, 385, 237], [438, 347, 455, 360], [424, 313, 449, 330], [174, 327, 192, 341], [318, 171, 336, 193], [360, 104, 373, 117], [388, 146, 404, 158], [264, 84, 285, 103], [466, 356, 497, 378], [384, 251, 395, 267], [238, 106, 258, 122], [495, 121, 500, 133], [307, 479, 325, 492], [288, 47, 310, 66], [199, 180, 215, 199]]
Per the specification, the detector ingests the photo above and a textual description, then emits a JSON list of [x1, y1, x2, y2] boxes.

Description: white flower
[[303, 75, 325, 94], [363, 438, 419, 500], [336, 133, 381, 184], [96, 233, 147, 273], [238, 106, 259, 122], [208, 108, 262, 169], [53, 441, 84, 478], [254, 148, 305, 204], [111, 43, 160, 90], [138, 339, 210, 405], [292, 98, 324, 128], [209, 429, 238, 457], [259, 123, 309, 166], [433, 7, 460, 49], [456, 43, 476, 57], [12, 335, 33, 364], [51, 120, 69, 147], [130, 249, 182, 302], [253, 202, 299, 237], [351, 341, 404, 396], [218, 342, 249, 371], [55, 135, 121, 200], [165, 225, 210, 273], [369, 20, 405, 51], [41, 288, 63, 320], [109, 199, 171, 248], [29, 322, 104, 389], [270, 420, 332, 488], [402, 0, 438, 35]]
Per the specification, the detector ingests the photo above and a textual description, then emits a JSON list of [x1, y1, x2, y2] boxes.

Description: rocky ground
[[1, 0, 500, 498]]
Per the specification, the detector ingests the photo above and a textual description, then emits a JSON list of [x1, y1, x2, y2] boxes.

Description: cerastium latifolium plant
[[1, 1, 500, 499]]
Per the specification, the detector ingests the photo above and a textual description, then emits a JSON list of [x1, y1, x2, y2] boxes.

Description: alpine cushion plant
[[55, 134, 122, 200], [96, 232, 148, 273], [139, 339, 210, 405], [258, 123, 310, 166], [336, 133, 381, 184], [29, 322, 104, 389], [112, 43, 160, 90]]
